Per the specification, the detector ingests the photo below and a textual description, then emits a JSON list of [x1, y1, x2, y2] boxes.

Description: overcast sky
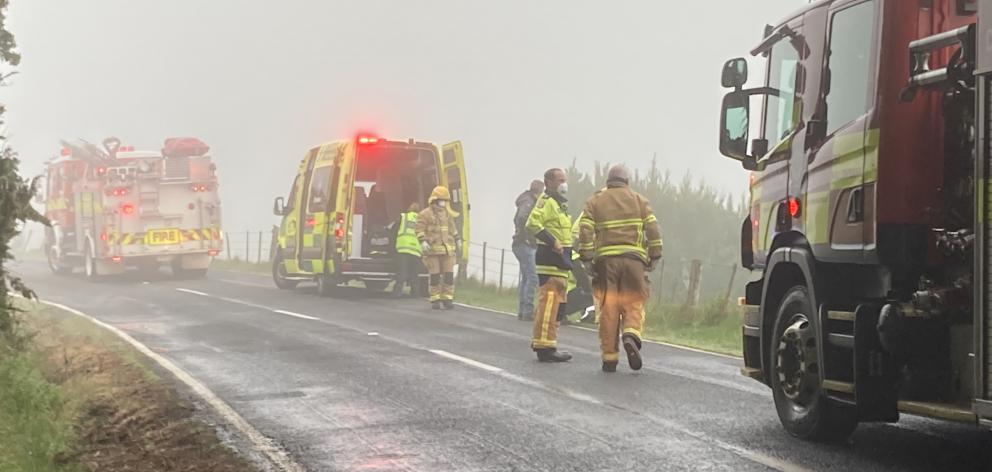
[[6, 0, 802, 246]]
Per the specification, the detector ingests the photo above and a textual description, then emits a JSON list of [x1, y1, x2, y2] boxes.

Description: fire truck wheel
[[84, 247, 99, 279], [769, 285, 857, 442], [272, 250, 299, 290], [47, 247, 72, 276]]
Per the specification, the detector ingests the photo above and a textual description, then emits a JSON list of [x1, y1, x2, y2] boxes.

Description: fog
[[6, 0, 802, 247]]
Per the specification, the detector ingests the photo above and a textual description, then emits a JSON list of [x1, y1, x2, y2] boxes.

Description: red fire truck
[[43, 137, 223, 278]]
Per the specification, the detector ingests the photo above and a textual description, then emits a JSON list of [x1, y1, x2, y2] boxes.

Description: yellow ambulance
[[271, 135, 469, 295]]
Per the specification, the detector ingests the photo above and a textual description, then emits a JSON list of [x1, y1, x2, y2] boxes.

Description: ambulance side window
[[308, 166, 333, 213]]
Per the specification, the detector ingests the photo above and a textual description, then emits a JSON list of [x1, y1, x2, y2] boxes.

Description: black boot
[[536, 349, 572, 363], [602, 360, 618, 373], [442, 299, 454, 310], [622, 333, 643, 371], [431, 301, 442, 310]]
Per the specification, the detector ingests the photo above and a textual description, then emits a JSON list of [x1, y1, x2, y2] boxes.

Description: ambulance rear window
[[308, 166, 333, 212]]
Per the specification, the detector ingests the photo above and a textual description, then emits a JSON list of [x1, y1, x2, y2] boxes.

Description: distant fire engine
[[43, 137, 223, 278]]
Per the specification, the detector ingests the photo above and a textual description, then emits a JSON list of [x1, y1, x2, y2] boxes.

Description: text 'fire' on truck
[[271, 135, 469, 296], [43, 137, 223, 279], [716, 0, 992, 441]]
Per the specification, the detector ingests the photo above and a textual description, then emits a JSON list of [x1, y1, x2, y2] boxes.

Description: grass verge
[[0, 299, 257, 472]]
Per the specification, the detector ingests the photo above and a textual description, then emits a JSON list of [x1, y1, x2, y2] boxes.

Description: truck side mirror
[[273, 196, 285, 216], [719, 91, 751, 161], [721, 58, 748, 89]]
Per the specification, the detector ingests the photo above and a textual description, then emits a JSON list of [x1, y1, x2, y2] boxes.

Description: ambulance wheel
[[84, 247, 99, 280], [770, 286, 857, 442], [272, 250, 298, 290], [47, 246, 72, 276], [316, 274, 340, 297], [364, 280, 389, 292]]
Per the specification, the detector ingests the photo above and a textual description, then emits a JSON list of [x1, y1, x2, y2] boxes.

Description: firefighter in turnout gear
[[392, 202, 423, 297], [417, 186, 460, 310], [525, 168, 574, 363], [578, 165, 662, 372]]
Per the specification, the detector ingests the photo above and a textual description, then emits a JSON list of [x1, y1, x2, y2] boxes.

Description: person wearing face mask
[[416, 186, 460, 310], [577, 164, 662, 373], [524, 168, 574, 363]]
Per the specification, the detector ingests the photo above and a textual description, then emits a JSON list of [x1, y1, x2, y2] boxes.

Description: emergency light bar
[[357, 135, 380, 145]]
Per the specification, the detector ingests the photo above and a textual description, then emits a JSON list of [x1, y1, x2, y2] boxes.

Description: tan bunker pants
[[423, 254, 456, 301], [592, 257, 648, 362]]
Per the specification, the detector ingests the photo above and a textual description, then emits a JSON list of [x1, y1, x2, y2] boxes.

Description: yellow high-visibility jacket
[[526, 193, 573, 278]]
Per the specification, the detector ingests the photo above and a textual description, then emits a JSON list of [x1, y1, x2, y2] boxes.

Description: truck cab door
[[440, 141, 470, 265]]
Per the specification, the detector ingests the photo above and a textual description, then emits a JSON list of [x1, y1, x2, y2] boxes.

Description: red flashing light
[[100, 232, 108, 242], [96, 167, 107, 176], [207, 249, 220, 257], [191, 184, 210, 192], [357, 135, 380, 145], [787, 198, 801, 218], [107, 187, 128, 197], [60, 148, 72, 157], [121, 203, 135, 215], [111, 256, 123, 263], [306, 217, 316, 227]]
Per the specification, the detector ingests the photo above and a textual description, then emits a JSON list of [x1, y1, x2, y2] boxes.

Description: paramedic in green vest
[[392, 202, 423, 297]]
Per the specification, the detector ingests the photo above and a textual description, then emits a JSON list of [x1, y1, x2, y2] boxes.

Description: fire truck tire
[[84, 247, 100, 280], [770, 286, 857, 442], [47, 247, 72, 276], [272, 250, 299, 290]]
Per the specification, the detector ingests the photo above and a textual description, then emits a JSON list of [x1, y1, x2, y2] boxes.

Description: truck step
[[822, 379, 855, 394], [827, 310, 855, 322], [827, 333, 854, 349], [898, 401, 976, 423]]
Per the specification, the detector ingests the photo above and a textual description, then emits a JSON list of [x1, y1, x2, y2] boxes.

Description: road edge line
[[36, 299, 306, 472]]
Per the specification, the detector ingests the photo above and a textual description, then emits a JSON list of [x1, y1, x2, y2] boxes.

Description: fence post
[[654, 258, 666, 307], [226, 232, 231, 259], [257, 231, 263, 264], [245, 230, 250, 262], [481, 242, 488, 285], [723, 263, 738, 308], [685, 259, 703, 307], [499, 248, 505, 291]]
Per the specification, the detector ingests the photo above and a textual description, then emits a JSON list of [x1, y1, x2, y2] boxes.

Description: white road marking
[[273, 309, 319, 321], [176, 288, 209, 296], [367, 332, 380, 336], [428, 349, 503, 373], [34, 299, 305, 472], [218, 278, 273, 289]]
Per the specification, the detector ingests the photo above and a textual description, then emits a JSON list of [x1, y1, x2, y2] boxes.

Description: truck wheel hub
[[777, 315, 818, 405]]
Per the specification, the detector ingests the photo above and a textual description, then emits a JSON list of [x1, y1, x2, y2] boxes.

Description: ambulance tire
[[364, 280, 389, 292], [770, 286, 857, 442], [47, 246, 72, 276], [316, 273, 341, 297], [272, 250, 299, 290]]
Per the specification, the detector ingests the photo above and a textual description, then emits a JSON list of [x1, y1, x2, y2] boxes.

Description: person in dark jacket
[[512, 180, 544, 321]]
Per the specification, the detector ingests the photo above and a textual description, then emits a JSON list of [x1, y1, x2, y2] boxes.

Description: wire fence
[[218, 229, 747, 307]]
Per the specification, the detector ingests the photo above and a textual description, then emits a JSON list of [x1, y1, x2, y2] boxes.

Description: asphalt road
[[12, 260, 992, 472]]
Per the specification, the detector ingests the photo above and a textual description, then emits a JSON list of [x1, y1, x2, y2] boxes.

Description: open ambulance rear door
[[441, 141, 470, 267]]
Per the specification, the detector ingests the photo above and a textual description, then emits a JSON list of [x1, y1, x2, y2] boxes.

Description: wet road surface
[[14, 261, 992, 472]]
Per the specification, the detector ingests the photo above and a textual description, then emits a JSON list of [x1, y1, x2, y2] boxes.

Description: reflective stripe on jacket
[[577, 181, 662, 263], [396, 211, 422, 257], [526, 193, 573, 277]]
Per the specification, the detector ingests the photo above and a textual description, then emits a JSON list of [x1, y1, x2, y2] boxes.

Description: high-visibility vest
[[526, 194, 574, 278], [396, 211, 422, 256]]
